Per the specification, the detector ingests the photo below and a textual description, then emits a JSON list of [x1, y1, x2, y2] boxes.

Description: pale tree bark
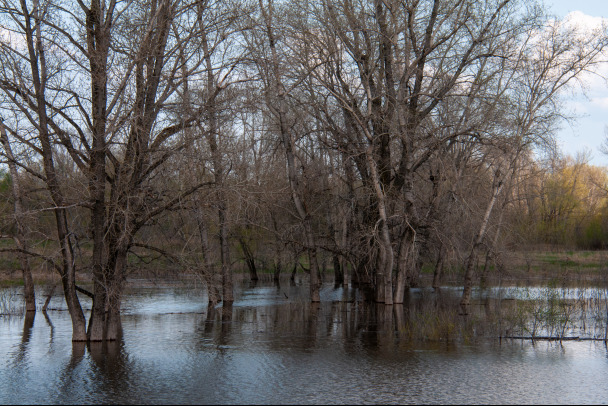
[[460, 169, 504, 311], [365, 145, 393, 305]]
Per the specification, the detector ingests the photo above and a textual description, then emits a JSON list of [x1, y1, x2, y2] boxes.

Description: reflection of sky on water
[[427, 285, 608, 301], [1, 282, 608, 404]]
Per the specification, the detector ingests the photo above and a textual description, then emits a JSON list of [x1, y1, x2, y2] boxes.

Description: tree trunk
[[87, 283, 106, 342], [219, 206, 233, 303], [273, 258, 281, 283], [239, 237, 258, 282], [393, 231, 412, 304], [104, 248, 128, 341], [86, 0, 111, 343], [271, 215, 282, 283], [200, 22, 233, 305], [366, 146, 393, 305], [333, 254, 343, 287], [196, 206, 221, 306], [290, 258, 298, 284], [460, 174, 504, 312], [432, 248, 444, 290]]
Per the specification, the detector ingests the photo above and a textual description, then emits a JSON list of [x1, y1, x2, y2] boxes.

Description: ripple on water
[[1, 282, 608, 404]]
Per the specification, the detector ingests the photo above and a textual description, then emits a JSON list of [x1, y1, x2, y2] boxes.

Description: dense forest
[[0, 0, 607, 342]]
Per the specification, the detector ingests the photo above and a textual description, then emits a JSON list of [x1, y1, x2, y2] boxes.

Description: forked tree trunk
[[366, 146, 393, 305]]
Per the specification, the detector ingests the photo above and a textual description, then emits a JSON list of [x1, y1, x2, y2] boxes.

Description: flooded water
[[1, 280, 608, 404]]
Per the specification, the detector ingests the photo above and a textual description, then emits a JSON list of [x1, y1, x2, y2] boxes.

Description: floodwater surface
[[1, 281, 608, 404]]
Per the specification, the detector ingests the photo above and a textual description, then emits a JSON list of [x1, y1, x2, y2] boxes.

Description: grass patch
[[0, 257, 20, 271], [0, 279, 24, 288], [421, 264, 435, 275]]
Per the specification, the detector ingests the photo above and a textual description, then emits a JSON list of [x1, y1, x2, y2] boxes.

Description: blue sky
[[546, 0, 608, 165]]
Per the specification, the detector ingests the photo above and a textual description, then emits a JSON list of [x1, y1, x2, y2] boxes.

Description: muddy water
[[1, 281, 608, 404]]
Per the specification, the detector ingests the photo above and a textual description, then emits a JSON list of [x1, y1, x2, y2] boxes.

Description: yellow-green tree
[[530, 155, 608, 248]]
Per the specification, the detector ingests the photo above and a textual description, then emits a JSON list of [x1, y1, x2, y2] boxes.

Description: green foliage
[[521, 157, 608, 250], [0, 170, 10, 195], [578, 217, 607, 249]]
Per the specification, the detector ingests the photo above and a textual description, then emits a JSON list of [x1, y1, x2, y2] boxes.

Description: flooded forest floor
[[1, 248, 608, 344]]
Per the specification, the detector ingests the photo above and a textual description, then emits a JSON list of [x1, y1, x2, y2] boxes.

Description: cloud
[[590, 97, 608, 110], [558, 11, 608, 92], [563, 10, 607, 30]]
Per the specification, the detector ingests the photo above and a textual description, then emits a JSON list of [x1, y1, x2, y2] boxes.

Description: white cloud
[[553, 11, 608, 164], [558, 12, 608, 93], [590, 97, 608, 110], [563, 10, 607, 30]]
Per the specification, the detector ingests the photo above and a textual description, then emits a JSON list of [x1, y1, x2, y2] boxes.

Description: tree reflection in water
[[2, 282, 608, 404]]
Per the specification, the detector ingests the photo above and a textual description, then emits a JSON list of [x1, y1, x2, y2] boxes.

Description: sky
[[546, 0, 608, 166]]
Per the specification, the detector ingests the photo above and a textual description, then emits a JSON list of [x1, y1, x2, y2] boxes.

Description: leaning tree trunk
[[460, 173, 504, 312], [0, 121, 36, 313], [18, 0, 86, 341], [239, 237, 259, 282]]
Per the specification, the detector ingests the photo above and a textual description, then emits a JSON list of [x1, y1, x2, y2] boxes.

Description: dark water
[[1, 281, 608, 404]]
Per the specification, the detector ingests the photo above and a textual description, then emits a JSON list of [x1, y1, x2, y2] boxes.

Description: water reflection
[[11, 312, 35, 366], [1, 282, 608, 404]]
